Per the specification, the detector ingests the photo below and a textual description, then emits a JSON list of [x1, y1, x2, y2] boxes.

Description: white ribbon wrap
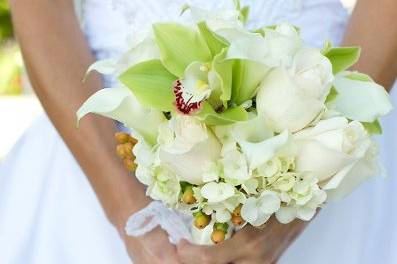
[[125, 201, 193, 244]]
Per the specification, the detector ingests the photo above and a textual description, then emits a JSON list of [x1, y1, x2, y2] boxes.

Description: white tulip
[[256, 48, 333, 132]]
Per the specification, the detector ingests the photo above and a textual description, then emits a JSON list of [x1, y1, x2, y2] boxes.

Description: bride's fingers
[[177, 239, 243, 264]]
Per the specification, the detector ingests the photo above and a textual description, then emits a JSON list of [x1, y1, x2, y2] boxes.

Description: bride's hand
[[123, 227, 181, 264], [177, 217, 308, 264]]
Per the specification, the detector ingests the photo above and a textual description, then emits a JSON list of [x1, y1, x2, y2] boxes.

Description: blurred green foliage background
[[0, 0, 23, 96], [0, 0, 13, 41]]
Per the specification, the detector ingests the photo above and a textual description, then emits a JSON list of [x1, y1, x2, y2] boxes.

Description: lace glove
[[125, 201, 193, 244]]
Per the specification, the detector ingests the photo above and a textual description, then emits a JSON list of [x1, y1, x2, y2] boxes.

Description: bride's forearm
[[342, 0, 397, 90], [9, 0, 149, 232]]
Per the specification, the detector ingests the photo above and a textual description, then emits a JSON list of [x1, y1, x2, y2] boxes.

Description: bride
[[1, 0, 396, 263]]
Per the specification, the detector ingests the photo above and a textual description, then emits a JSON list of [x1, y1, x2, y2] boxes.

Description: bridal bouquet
[[77, 1, 392, 244]]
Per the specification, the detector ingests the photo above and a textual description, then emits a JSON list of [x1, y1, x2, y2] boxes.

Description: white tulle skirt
[[0, 87, 396, 264]]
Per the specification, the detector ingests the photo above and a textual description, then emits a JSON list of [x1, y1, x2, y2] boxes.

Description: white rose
[[159, 116, 221, 185], [158, 115, 208, 154], [294, 117, 382, 200], [256, 48, 333, 132]]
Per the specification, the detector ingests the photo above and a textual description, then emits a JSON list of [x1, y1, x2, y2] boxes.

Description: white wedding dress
[[0, 0, 396, 263]]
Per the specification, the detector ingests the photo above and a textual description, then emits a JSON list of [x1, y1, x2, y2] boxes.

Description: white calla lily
[[86, 30, 160, 77], [76, 86, 165, 145], [237, 130, 295, 171], [332, 73, 392, 122]]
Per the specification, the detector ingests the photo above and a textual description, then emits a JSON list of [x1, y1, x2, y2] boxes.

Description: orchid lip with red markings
[[173, 80, 203, 115]]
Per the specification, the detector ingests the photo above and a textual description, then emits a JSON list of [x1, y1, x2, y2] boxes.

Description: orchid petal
[[196, 102, 248, 126], [231, 60, 269, 104], [208, 48, 233, 108], [119, 60, 177, 111], [153, 23, 212, 77]]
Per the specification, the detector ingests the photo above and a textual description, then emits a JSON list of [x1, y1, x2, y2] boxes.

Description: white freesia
[[294, 117, 381, 199], [331, 73, 392, 122], [201, 182, 235, 203], [241, 191, 280, 226], [256, 48, 333, 132], [159, 122, 221, 184], [76, 86, 165, 145], [158, 115, 208, 154]]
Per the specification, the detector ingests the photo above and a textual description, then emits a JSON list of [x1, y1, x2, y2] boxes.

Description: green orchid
[[117, 20, 251, 125]]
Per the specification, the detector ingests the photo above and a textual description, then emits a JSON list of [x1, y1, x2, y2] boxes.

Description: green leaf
[[231, 59, 269, 105], [197, 22, 228, 57], [153, 23, 212, 77], [119, 59, 177, 111], [208, 48, 233, 109], [321, 40, 332, 55], [233, 0, 241, 10], [362, 119, 383, 135], [324, 46, 361, 74], [345, 72, 373, 82], [239, 6, 250, 25], [325, 86, 339, 103], [196, 102, 248, 126]]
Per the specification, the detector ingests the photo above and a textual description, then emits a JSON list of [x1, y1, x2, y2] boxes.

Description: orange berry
[[232, 204, 242, 217], [123, 142, 134, 157], [231, 214, 244, 226], [123, 157, 136, 172], [194, 213, 211, 229], [128, 136, 138, 145], [116, 144, 126, 158], [115, 132, 130, 144], [211, 229, 225, 244], [182, 187, 196, 204]]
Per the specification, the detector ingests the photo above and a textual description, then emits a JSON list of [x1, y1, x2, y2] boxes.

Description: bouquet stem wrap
[[125, 201, 192, 244]]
